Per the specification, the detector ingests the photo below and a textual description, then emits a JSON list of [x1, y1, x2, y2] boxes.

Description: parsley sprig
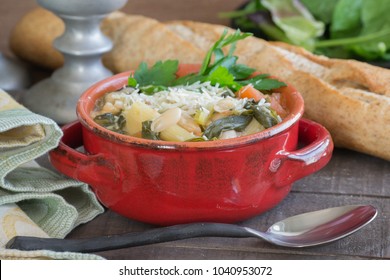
[[128, 29, 286, 93], [128, 60, 179, 94]]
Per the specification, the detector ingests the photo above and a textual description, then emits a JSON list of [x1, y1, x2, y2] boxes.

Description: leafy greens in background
[[261, 0, 324, 50], [221, 0, 390, 61], [300, 0, 339, 24]]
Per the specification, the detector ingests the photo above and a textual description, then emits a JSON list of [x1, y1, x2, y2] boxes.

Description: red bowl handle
[[273, 118, 334, 186], [49, 121, 121, 187]]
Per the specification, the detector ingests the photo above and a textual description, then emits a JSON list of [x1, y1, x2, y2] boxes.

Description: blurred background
[[0, 0, 244, 90], [0, 0, 243, 57]]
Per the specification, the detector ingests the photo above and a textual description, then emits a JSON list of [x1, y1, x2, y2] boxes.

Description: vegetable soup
[[91, 29, 289, 141]]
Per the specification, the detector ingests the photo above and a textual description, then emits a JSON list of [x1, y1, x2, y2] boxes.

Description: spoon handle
[[6, 223, 255, 253]]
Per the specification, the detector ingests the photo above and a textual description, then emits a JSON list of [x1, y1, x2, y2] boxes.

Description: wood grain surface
[[66, 149, 390, 260], [1, 0, 389, 260]]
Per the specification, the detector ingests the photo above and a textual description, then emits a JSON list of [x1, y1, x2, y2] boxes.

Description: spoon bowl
[[250, 204, 377, 247], [6, 205, 377, 252]]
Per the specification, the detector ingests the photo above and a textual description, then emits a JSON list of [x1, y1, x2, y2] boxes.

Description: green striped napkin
[[0, 89, 105, 259]]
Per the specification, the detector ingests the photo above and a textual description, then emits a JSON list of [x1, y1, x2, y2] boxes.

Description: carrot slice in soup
[[235, 84, 265, 102]]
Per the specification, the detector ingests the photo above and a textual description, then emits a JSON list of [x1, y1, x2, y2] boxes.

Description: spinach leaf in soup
[[203, 115, 253, 139], [94, 113, 126, 133], [142, 121, 160, 140], [252, 105, 279, 128]]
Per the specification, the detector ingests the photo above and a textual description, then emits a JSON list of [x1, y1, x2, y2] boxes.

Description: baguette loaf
[[9, 8, 390, 161]]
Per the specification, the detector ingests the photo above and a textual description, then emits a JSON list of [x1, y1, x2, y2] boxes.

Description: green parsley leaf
[[206, 66, 241, 91], [173, 73, 206, 86], [200, 29, 252, 75], [129, 60, 179, 87], [208, 56, 238, 75], [128, 28, 286, 94], [239, 75, 286, 90], [128, 77, 137, 87], [139, 85, 168, 95], [229, 64, 256, 80]]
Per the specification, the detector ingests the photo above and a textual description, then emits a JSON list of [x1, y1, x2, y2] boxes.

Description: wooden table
[[1, 0, 390, 260]]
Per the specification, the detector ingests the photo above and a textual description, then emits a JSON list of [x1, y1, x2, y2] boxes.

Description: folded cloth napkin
[[0, 88, 105, 259]]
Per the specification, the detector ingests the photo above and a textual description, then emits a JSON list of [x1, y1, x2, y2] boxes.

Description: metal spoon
[[6, 205, 377, 253]]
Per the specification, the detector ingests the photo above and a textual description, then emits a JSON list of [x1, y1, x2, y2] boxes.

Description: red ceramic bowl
[[49, 64, 333, 225]]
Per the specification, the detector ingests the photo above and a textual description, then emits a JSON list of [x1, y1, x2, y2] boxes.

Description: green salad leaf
[[300, 0, 339, 24], [219, 0, 265, 20], [315, 0, 390, 60], [222, 0, 390, 62], [330, 0, 363, 39], [352, 0, 390, 60], [262, 0, 325, 50]]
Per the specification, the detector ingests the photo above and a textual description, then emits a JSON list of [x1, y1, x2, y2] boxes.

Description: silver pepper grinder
[[23, 0, 127, 124]]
